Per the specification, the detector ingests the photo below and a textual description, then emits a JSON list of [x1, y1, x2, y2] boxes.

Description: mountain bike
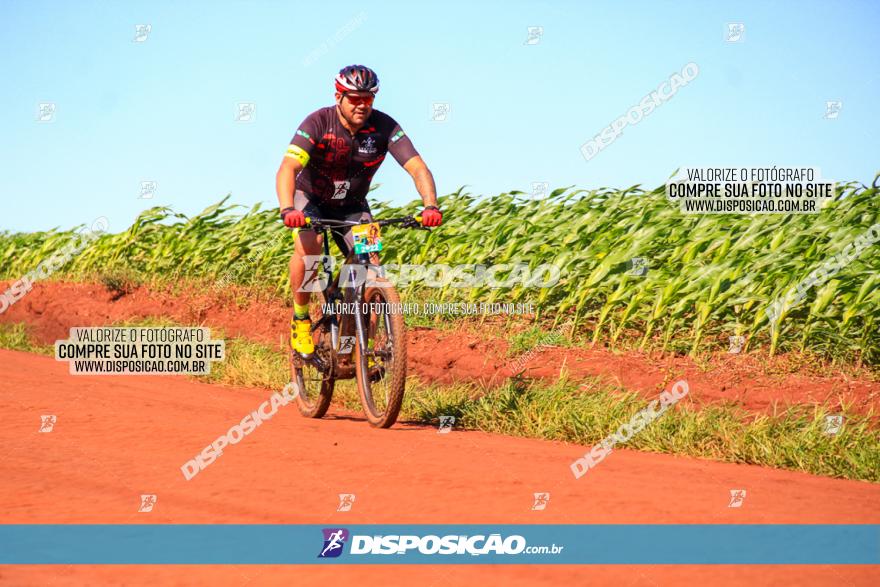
[[289, 214, 428, 428]]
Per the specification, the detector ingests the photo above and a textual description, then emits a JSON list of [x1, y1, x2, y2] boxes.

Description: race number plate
[[352, 222, 383, 254]]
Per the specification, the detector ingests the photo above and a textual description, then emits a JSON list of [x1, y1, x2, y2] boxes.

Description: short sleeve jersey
[[285, 107, 419, 211]]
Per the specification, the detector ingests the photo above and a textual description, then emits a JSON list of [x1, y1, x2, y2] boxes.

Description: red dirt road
[[1, 349, 879, 586]]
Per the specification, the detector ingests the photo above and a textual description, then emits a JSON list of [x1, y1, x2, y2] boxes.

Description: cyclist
[[276, 64, 443, 357]]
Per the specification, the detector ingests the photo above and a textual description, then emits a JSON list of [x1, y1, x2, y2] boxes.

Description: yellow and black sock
[[293, 302, 310, 321]]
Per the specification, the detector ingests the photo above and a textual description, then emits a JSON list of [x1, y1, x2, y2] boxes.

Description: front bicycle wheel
[[291, 293, 335, 418], [353, 278, 407, 428]]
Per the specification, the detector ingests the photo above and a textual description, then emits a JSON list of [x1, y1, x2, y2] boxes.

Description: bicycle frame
[[317, 240, 373, 372], [303, 215, 422, 373], [289, 212, 428, 426]]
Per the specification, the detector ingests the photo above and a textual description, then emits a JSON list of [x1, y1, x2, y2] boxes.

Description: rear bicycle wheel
[[291, 293, 335, 418], [353, 278, 407, 428]]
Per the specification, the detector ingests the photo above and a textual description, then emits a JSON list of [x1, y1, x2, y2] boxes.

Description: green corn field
[[1, 179, 878, 364]]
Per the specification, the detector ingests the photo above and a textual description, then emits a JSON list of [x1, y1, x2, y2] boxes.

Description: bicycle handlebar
[[301, 215, 429, 231]]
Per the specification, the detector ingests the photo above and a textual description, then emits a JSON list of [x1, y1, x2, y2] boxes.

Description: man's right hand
[[281, 207, 306, 228]]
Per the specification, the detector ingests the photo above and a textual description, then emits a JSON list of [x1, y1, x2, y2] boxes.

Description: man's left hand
[[421, 206, 442, 227]]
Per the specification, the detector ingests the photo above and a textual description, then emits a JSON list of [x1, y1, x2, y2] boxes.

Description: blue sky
[[1, 0, 878, 233]]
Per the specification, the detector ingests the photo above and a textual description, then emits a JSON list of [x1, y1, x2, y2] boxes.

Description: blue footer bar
[[0, 525, 877, 564]]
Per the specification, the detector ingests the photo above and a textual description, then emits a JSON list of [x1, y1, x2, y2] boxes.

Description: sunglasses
[[344, 93, 374, 107]]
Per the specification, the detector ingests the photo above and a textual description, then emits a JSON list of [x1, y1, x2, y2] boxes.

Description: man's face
[[336, 91, 374, 126]]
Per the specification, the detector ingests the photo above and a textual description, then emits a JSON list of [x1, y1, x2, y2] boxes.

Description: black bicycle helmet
[[335, 64, 380, 94]]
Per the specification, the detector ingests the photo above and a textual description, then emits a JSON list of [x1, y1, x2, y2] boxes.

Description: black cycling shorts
[[293, 190, 373, 258]]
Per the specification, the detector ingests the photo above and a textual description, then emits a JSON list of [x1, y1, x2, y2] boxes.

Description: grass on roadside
[[0, 323, 53, 355], [168, 332, 880, 483], [409, 376, 879, 483], [506, 324, 576, 356]]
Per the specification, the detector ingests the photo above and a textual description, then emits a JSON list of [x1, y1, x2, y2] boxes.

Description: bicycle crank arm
[[304, 353, 330, 374]]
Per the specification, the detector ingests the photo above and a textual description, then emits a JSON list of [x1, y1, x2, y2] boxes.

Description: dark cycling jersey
[[285, 106, 419, 211]]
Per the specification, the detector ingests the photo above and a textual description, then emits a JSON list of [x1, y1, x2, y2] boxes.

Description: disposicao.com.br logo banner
[[0, 525, 877, 564], [317, 527, 562, 559]]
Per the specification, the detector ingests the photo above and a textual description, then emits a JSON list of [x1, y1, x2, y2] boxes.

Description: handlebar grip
[[414, 215, 423, 223], [288, 216, 311, 239]]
